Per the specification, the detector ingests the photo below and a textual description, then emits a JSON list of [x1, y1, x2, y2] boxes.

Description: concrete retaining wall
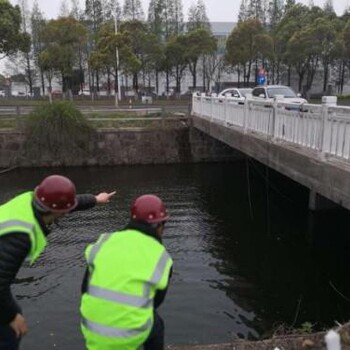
[[0, 126, 243, 168]]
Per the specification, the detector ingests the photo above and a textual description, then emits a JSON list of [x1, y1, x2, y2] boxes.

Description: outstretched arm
[[75, 191, 116, 211]]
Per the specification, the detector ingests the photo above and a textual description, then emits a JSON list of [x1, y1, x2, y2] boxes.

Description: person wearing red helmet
[[0, 175, 115, 350], [80, 194, 173, 350]]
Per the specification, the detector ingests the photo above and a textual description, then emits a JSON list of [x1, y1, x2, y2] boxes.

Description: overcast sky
[[9, 0, 350, 22]]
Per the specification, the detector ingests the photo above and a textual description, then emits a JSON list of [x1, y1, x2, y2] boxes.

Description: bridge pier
[[308, 190, 339, 211]]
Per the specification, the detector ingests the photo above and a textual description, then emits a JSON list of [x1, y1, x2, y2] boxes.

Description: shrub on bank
[[24, 101, 94, 165]]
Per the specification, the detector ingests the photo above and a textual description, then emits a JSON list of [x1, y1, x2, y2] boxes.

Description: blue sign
[[256, 75, 266, 85]]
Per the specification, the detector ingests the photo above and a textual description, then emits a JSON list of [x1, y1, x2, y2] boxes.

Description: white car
[[251, 85, 307, 104], [218, 88, 253, 103], [0, 90, 5, 97], [79, 89, 91, 96], [218, 88, 253, 100]]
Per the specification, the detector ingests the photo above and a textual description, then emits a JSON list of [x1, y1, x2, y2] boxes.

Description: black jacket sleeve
[[154, 266, 172, 309], [74, 194, 97, 212], [81, 268, 89, 294], [0, 233, 31, 325]]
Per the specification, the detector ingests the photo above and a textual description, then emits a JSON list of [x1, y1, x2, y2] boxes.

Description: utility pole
[[114, 12, 122, 107]]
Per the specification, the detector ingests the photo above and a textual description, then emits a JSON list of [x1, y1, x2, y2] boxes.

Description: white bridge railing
[[192, 94, 350, 161]]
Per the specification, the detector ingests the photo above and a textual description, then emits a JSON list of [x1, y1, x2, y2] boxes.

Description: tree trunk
[[96, 71, 100, 93], [237, 67, 241, 88], [323, 62, 329, 93], [40, 69, 45, 97], [26, 53, 33, 95], [192, 61, 197, 90], [341, 61, 346, 94], [176, 66, 181, 94], [202, 57, 206, 91], [107, 68, 111, 96], [166, 70, 170, 98], [288, 65, 291, 86], [155, 70, 159, 95]]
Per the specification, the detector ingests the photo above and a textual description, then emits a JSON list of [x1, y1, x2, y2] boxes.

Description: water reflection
[[1, 163, 350, 349]]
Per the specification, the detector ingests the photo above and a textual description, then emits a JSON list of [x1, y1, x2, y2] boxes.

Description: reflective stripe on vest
[[87, 233, 111, 266], [143, 250, 171, 298], [82, 317, 153, 338], [87, 285, 153, 309], [0, 220, 34, 231]]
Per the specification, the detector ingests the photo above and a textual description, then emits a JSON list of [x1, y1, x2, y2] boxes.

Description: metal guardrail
[[0, 104, 189, 117], [192, 94, 350, 161]]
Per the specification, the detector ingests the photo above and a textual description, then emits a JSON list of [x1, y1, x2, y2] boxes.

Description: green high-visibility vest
[[0, 192, 47, 265], [81, 229, 173, 350]]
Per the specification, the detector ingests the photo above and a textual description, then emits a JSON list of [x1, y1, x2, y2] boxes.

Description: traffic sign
[[256, 75, 266, 85]]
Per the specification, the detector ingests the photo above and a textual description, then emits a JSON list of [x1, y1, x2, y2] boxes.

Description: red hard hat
[[130, 194, 169, 223], [34, 175, 78, 213]]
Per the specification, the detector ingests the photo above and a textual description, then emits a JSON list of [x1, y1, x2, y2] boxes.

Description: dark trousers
[[143, 312, 164, 350], [0, 325, 20, 350]]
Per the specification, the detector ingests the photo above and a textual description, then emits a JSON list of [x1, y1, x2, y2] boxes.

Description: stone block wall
[[0, 127, 243, 168]]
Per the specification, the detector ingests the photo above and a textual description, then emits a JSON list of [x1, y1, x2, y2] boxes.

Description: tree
[[238, 0, 249, 22], [246, 0, 266, 24], [276, 4, 310, 86], [311, 17, 343, 92], [0, 0, 30, 60], [284, 0, 296, 13], [148, 0, 184, 94], [85, 0, 103, 27], [70, 0, 83, 19], [123, 0, 144, 21], [323, 0, 335, 15], [225, 19, 271, 85], [281, 5, 330, 93], [17, 0, 35, 95], [40, 17, 87, 99], [103, 0, 122, 21], [187, 0, 210, 31], [59, 0, 70, 17], [85, 0, 104, 92], [183, 28, 217, 89], [148, 0, 184, 38], [268, 0, 284, 29], [89, 21, 140, 95], [164, 34, 187, 93], [31, 0, 46, 95]]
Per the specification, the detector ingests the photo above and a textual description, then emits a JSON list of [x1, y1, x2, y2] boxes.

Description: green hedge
[[24, 101, 94, 165]]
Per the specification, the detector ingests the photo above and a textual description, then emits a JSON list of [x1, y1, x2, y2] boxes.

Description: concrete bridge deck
[[192, 95, 350, 211]]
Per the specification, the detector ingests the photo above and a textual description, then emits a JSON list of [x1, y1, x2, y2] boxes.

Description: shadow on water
[[1, 163, 350, 348]]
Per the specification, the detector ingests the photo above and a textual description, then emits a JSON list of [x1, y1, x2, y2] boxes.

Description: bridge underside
[[192, 115, 350, 211]]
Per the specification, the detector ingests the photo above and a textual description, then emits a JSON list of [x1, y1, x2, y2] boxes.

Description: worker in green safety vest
[[81, 194, 173, 350], [0, 175, 116, 350]]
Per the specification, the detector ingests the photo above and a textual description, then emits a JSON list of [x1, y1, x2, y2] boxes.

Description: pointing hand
[[95, 191, 116, 204]]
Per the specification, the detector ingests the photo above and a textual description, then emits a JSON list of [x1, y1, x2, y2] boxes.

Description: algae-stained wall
[[0, 127, 242, 168]]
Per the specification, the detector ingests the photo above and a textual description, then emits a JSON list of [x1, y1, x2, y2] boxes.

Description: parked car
[[218, 87, 253, 104], [51, 89, 62, 96], [79, 89, 91, 96], [251, 85, 307, 104], [0, 90, 5, 97]]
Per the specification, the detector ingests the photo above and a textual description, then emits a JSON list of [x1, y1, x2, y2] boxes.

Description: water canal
[[1, 162, 350, 349]]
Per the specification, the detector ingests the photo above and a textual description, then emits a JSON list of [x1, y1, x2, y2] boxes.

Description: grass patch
[[0, 117, 18, 129]]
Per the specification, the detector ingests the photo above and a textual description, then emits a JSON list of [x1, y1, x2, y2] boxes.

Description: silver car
[[252, 85, 307, 104]]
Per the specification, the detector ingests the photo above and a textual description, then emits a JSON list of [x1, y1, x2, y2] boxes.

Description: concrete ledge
[[166, 321, 350, 349], [192, 115, 350, 211]]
